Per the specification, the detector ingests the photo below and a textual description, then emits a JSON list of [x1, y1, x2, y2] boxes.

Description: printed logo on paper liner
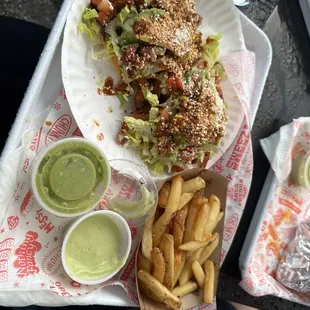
[[130, 225, 137, 239], [41, 244, 62, 277], [0, 238, 15, 282], [29, 127, 42, 153], [13, 231, 41, 278], [70, 280, 81, 289], [222, 56, 239, 77], [241, 278, 255, 291], [227, 181, 248, 206], [35, 209, 55, 234], [50, 280, 72, 297], [223, 213, 239, 241], [278, 188, 304, 214], [20, 190, 36, 217], [226, 125, 250, 171], [7, 216, 19, 230], [122, 283, 139, 304], [220, 248, 227, 263], [45, 114, 72, 144], [71, 127, 83, 137], [120, 243, 140, 283], [198, 302, 217, 310]]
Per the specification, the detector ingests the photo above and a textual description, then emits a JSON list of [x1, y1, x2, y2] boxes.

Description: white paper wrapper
[[240, 118, 310, 306], [61, 0, 246, 178]]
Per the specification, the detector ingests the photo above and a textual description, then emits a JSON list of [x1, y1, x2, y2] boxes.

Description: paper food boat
[[136, 168, 227, 310]]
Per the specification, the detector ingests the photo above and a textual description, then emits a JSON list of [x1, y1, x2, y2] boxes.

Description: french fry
[[177, 193, 194, 210], [178, 247, 203, 285], [163, 175, 183, 221], [182, 176, 205, 193], [179, 240, 212, 252], [138, 270, 181, 310], [204, 195, 221, 234], [158, 182, 171, 208], [204, 260, 215, 303], [183, 191, 204, 243], [193, 202, 210, 241], [138, 251, 152, 274], [173, 250, 185, 288], [162, 234, 174, 290], [153, 215, 167, 247], [191, 260, 205, 288], [173, 204, 189, 248], [138, 280, 161, 302], [179, 234, 219, 286], [198, 233, 219, 265], [151, 248, 165, 284], [142, 213, 154, 261], [172, 281, 198, 297]]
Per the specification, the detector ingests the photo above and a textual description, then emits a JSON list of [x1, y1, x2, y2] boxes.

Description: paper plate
[[62, 0, 246, 178]]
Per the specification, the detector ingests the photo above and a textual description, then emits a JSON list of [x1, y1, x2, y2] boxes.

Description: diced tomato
[[167, 76, 177, 91], [167, 75, 183, 91], [97, 11, 110, 25], [175, 76, 184, 91], [160, 108, 169, 121]]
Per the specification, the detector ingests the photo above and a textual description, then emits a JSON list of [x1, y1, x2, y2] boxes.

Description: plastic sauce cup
[[30, 137, 111, 217], [107, 159, 158, 227], [61, 210, 131, 285], [291, 151, 310, 190]]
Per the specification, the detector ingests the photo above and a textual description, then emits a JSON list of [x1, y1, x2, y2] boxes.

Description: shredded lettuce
[[118, 6, 138, 25], [83, 8, 99, 20], [123, 117, 153, 142], [78, 8, 100, 41], [142, 89, 159, 107], [117, 93, 129, 108], [152, 162, 164, 175], [203, 33, 222, 69], [117, 31, 139, 48], [105, 19, 121, 57], [149, 107, 159, 122]]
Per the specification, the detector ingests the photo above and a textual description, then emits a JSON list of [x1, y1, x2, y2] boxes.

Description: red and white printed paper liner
[[61, 0, 245, 179]]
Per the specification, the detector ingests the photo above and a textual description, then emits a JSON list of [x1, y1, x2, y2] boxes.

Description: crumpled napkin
[[260, 117, 310, 182]]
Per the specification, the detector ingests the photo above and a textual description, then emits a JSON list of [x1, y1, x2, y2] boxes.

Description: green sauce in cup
[[32, 138, 111, 216], [65, 214, 125, 280]]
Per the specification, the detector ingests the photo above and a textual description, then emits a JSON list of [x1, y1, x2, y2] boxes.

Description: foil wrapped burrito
[[276, 222, 310, 292]]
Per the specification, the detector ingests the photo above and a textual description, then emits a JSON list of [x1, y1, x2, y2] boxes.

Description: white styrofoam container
[[0, 0, 272, 306]]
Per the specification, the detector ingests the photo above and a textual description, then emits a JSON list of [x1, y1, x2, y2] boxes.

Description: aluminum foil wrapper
[[276, 222, 310, 292]]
